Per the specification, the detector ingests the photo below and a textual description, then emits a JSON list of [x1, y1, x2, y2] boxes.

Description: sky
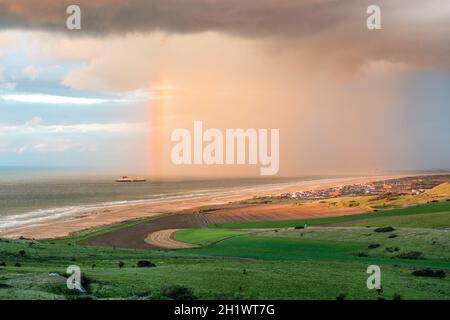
[[0, 0, 449, 178]]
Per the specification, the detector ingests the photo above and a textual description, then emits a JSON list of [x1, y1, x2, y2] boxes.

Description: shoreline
[[0, 175, 405, 239]]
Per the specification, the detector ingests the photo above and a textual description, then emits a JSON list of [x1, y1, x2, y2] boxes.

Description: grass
[[1, 201, 449, 300], [1, 237, 448, 300], [257, 227, 450, 261], [173, 228, 250, 245], [212, 201, 450, 229], [179, 233, 450, 269], [350, 211, 450, 229]]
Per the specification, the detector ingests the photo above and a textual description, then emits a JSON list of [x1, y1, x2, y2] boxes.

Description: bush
[[374, 227, 395, 233], [336, 293, 346, 300], [160, 284, 197, 300], [118, 261, 125, 269], [393, 293, 402, 300], [294, 226, 304, 229], [368, 244, 381, 249], [355, 251, 369, 257], [0, 262, 6, 267], [14, 263, 21, 267], [396, 251, 423, 260], [385, 246, 399, 253], [412, 268, 446, 278], [388, 234, 398, 239], [19, 250, 26, 256], [137, 260, 156, 268]]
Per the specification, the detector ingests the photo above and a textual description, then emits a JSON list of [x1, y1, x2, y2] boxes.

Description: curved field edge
[[144, 229, 200, 249], [173, 228, 251, 245]]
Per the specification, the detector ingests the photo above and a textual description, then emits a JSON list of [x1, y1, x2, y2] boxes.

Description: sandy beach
[[0, 175, 403, 239]]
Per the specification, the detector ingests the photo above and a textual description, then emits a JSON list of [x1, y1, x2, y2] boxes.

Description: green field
[[350, 211, 450, 229], [173, 228, 250, 245], [179, 233, 450, 268], [0, 201, 449, 300], [212, 201, 450, 229]]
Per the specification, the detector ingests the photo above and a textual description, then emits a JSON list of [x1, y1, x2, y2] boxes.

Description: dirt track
[[145, 229, 199, 249]]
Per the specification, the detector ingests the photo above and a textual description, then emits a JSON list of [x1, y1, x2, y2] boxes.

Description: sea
[[0, 167, 335, 231]]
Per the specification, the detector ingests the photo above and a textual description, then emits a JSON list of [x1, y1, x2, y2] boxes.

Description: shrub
[[294, 226, 304, 229], [19, 250, 26, 256], [368, 244, 381, 249], [374, 227, 395, 233], [160, 284, 197, 300], [0, 262, 6, 267], [336, 293, 346, 300], [388, 234, 398, 239], [137, 260, 156, 268], [396, 251, 423, 260], [78, 274, 94, 293], [14, 263, 21, 267], [411, 268, 446, 278], [118, 261, 125, 269], [355, 251, 369, 257], [385, 247, 399, 253], [393, 293, 402, 300]]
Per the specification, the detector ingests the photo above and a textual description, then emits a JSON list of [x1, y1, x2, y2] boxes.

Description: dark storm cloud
[[0, 0, 449, 70], [0, 0, 360, 36]]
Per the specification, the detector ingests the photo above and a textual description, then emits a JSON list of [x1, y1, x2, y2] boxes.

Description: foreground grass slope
[[0, 237, 448, 300], [0, 201, 449, 300]]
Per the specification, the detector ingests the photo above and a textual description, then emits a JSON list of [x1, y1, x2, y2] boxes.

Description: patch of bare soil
[[202, 203, 365, 224], [80, 213, 199, 249], [144, 229, 199, 249]]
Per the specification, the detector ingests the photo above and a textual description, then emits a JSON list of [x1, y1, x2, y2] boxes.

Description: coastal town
[[280, 175, 449, 200]]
